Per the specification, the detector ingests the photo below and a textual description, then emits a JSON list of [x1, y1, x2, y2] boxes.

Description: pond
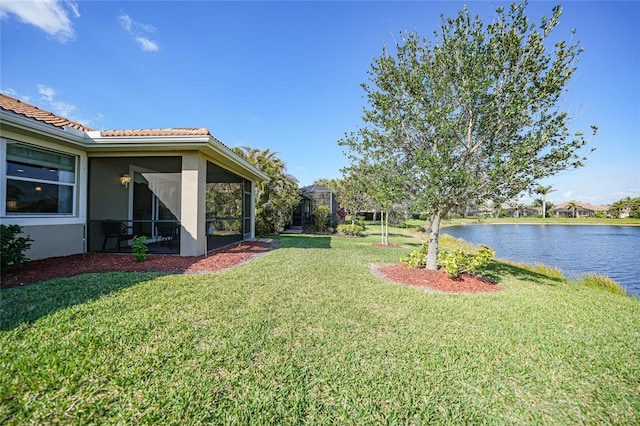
[[441, 224, 640, 296]]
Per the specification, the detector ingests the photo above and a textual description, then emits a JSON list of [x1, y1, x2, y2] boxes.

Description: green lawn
[[1, 228, 639, 424]]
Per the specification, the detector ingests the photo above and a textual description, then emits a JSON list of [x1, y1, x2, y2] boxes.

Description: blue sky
[[1, 1, 638, 206]]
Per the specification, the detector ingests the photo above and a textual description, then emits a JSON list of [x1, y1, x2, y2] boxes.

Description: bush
[[337, 224, 364, 237], [255, 216, 271, 237], [345, 215, 366, 229], [1, 224, 33, 273], [313, 205, 331, 233], [132, 236, 148, 262], [437, 245, 495, 279], [401, 242, 429, 268]]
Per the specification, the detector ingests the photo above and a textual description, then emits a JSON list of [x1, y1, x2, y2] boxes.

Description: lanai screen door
[[131, 171, 180, 239]]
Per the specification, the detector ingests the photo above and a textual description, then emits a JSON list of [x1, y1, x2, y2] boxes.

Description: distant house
[[290, 184, 338, 230], [553, 201, 608, 218], [619, 207, 631, 219], [499, 203, 539, 218], [1, 94, 268, 260]]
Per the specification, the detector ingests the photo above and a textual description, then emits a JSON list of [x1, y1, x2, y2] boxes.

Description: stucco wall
[[20, 223, 85, 260]]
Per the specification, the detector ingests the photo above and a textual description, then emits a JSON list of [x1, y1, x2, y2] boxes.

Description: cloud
[[135, 37, 159, 52], [38, 84, 77, 119], [32, 84, 104, 127], [118, 13, 159, 52], [0, 0, 79, 43]]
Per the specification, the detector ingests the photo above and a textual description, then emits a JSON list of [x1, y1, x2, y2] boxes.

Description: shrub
[[346, 216, 366, 229], [255, 216, 271, 237], [132, 236, 148, 262], [577, 273, 627, 296], [437, 245, 495, 279], [337, 224, 364, 237], [401, 242, 428, 268], [1, 224, 33, 273], [313, 205, 331, 233]]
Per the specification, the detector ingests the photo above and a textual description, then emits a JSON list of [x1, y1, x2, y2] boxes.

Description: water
[[441, 224, 640, 296]]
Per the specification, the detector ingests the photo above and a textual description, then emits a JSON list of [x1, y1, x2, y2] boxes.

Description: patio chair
[[156, 223, 179, 247], [101, 221, 134, 252]]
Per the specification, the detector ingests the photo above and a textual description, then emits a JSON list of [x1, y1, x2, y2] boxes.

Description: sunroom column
[[180, 153, 206, 256], [250, 181, 256, 238]]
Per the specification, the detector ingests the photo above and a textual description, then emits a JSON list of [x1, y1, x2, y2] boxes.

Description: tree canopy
[[608, 197, 640, 219], [340, 2, 596, 269], [232, 146, 300, 236]]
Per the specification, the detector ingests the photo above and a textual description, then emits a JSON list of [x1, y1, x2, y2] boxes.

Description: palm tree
[[566, 201, 579, 218], [232, 146, 300, 234], [533, 185, 555, 218]]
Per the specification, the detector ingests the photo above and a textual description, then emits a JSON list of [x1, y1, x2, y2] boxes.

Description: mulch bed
[[372, 263, 500, 294], [2, 241, 499, 294], [1, 241, 275, 290]]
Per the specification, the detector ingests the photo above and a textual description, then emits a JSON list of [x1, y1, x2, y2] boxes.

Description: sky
[[1, 0, 638, 206]]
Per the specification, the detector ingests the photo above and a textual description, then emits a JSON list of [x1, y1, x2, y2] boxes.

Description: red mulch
[[371, 243, 403, 248], [1, 241, 275, 289], [373, 263, 500, 294], [2, 241, 498, 294]]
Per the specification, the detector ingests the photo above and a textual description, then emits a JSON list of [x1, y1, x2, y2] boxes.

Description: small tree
[[340, 3, 596, 269]]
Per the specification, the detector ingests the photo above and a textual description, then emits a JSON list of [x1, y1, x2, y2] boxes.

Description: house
[[289, 184, 338, 230], [1, 94, 268, 260], [553, 201, 608, 218], [498, 203, 539, 218]]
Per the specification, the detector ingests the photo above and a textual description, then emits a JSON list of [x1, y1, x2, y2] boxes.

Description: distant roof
[[555, 201, 609, 211], [300, 184, 332, 192], [0, 93, 93, 132]]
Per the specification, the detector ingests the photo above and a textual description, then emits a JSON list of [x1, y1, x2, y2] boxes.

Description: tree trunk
[[385, 211, 389, 245], [425, 210, 442, 270], [381, 210, 389, 245]]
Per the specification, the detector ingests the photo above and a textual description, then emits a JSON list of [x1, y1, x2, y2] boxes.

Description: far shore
[[439, 217, 640, 227]]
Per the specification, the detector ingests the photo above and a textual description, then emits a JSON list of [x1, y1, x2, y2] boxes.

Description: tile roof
[[99, 128, 211, 137], [0, 93, 93, 132], [555, 201, 609, 211]]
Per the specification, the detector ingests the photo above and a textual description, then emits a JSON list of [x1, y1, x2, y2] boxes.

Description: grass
[[1, 227, 639, 424], [576, 272, 628, 297]]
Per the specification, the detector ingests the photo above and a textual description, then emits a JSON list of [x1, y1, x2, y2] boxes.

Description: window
[[5, 142, 77, 214]]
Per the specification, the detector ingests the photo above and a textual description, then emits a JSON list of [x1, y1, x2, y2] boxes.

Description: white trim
[[1, 137, 88, 226]]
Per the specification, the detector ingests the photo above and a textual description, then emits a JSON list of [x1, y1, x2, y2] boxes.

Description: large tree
[[340, 3, 596, 269], [232, 146, 300, 235]]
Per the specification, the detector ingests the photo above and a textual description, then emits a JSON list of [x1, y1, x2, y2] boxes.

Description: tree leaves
[[340, 2, 597, 269]]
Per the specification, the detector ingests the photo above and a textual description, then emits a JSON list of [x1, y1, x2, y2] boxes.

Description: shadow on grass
[[0, 271, 166, 331], [482, 261, 563, 287], [273, 234, 332, 249], [367, 231, 418, 240]]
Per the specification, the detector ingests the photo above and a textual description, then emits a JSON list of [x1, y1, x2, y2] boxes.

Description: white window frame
[[2, 139, 78, 218]]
